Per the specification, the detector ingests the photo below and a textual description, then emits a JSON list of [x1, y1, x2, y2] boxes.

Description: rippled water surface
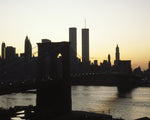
[[0, 86, 150, 120], [72, 86, 150, 120]]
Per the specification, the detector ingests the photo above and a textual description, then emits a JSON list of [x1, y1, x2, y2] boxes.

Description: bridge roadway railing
[[70, 72, 132, 85], [0, 71, 140, 95], [70, 72, 140, 79], [0, 76, 54, 95]]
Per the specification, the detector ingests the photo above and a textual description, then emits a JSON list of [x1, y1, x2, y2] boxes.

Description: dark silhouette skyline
[[0, 32, 149, 120], [0, 0, 150, 119], [0, 0, 150, 71], [0, 27, 150, 75], [0, 27, 150, 87]]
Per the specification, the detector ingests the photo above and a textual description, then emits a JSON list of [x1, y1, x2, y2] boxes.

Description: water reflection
[[0, 86, 149, 120], [72, 86, 118, 114], [72, 86, 150, 120], [0, 93, 36, 109]]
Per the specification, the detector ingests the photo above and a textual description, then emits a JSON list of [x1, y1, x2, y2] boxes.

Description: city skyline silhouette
[[0, 28, 150, 71], [0, 35, 148, 120], [0, 0, 150, 70], [1, 1, 150, 119]]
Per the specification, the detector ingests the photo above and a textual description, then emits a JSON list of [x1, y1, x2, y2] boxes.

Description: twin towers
[[69, 27, 89, 64]]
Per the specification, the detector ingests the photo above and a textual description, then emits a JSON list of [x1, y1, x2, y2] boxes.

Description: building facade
[[69, 27, 77, 60], [115, 45, 120, 66], [25, 36, 32, 60], [82, 28, 89, 63], [6, 46, 16, 60], [1, 42, 5, 60]]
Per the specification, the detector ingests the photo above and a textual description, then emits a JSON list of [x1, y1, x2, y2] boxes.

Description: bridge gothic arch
[[36, 41, 71, 119]]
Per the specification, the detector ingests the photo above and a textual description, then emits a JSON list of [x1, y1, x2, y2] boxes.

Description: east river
[[0, 86, 150, 120]]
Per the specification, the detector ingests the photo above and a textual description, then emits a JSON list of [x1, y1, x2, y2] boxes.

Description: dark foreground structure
[[0, 106, 115, 120]]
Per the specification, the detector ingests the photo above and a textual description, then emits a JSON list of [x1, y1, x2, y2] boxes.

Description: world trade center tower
[[82, 28, 89, 63], [69, 27, 77, 60]]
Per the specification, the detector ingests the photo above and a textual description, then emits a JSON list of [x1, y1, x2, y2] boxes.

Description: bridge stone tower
[[36, 40, 71, 119]]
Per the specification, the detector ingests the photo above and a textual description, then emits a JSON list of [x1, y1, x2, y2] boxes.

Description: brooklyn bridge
[[0, 40, 141, 120]]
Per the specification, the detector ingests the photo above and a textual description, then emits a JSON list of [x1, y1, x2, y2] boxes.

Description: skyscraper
[[82, 28, 89, 63], [1, 42, 5, 60], [25, 36, 32, 60], [69, 27, 77, 59], [114, 45, 120, 66], [108, 54, 111, 64], [114, 45, 132, 73], [116, 45, 120, 61], [108, 54, 111, 70]]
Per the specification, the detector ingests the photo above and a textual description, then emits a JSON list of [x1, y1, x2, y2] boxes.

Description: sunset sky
[[0, 0, 150, 70]]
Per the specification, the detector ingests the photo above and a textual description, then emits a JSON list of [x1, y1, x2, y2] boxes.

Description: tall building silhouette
[[108, 54, 111, 64], [108, 54, 111, 68], [25, 36, 32, 60], [115, 45, 120, 65], [116, 45, 120, 61], [82, 28, 89, 63], [1, 42, 5, 60], [69, 27, 77, 59], [114, 45, 132, 73]]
